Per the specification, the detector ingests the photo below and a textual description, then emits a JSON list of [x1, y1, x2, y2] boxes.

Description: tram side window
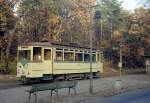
[[64, 52, 74, 61], [56, 51, 63, 61], [100, 52, 103, 62], [84, 54, 90, 62], [44, 49, 51, 60], [33, 47, 42, 61], [97, 54, 100, 62], [92, 54, 96, 62], [75, 53, 83, 61], [84, 54, 96, 62], [19, 50, 31, 61], [0, 48, 1, 60]]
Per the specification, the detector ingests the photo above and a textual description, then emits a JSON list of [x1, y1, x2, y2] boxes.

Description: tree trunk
[[4, 17, 21, 73]]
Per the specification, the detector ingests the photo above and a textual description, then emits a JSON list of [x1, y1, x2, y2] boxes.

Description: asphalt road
[[0, 75, 150, 103], [86, 88, 150, 103]]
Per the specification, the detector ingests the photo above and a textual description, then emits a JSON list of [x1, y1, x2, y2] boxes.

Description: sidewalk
[[0, 74, 150, 103]]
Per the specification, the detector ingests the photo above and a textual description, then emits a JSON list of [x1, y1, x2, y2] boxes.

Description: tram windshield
[[18, 50, 31, 61]]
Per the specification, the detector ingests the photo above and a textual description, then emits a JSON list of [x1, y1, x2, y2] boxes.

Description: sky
[[118, 0, 139, 10]]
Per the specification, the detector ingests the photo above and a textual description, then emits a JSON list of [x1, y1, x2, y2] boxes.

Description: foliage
[[137, 0, 150, 7], [17, 0, 62, 42], [53, 0, 96, 46], [0, 0, 17, 73], [97, 0, 150, 68], [0, 0, 150, 74]]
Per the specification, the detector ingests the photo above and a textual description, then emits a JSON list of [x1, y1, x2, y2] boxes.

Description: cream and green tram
[[17, 42, 103, 82]]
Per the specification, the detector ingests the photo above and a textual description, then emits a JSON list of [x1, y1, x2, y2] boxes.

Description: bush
[[9, 59, 17, 75], [0, 58, 17, 75]]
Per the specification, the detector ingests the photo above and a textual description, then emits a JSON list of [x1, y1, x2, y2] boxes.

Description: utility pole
[[88, 3, 94, 95], [95, 10, 102, 48], [119, 43, 123, 79], [100, 18, 103, 40], [89, 12, 93, 95], [88, 0, 100, 95], [115, 39, 123, 91]]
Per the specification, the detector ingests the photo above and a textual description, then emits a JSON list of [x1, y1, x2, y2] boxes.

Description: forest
[[0, 0, 150, 74]]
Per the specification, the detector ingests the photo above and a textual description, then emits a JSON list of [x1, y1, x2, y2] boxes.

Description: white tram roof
[[19, 41, 100, 51]]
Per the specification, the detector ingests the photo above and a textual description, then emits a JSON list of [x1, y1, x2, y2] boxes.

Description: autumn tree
[[0, 0, 17, 73], [53, 0, 96, 46], [123, 7, 150, 68], [96, 0, 128, 67], [137, 0, 150, 7], [18, 0, 55, 42]]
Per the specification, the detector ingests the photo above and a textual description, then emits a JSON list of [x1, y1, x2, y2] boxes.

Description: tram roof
[[19, 41, 100, 51]]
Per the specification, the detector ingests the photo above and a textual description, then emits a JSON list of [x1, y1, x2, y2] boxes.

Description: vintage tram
[[17, 42, 103, 82]]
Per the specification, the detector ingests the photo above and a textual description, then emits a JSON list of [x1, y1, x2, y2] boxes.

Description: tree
[[18, 0, 97, 46], [120, 7, 150, 68], [18, 0, 56, 42], [137, 0, 150, 7], [0, 0, 17, 73], [53, 0, 96, 46], [96, 0, 129, 67]]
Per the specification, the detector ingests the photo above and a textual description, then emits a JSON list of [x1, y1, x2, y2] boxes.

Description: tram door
[[43, 48, 53, 74]]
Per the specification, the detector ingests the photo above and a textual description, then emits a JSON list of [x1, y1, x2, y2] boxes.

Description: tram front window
[[18, 50, 31, 61], [33, 47, 42, 61]]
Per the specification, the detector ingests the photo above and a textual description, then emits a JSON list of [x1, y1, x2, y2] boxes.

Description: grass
[[0, 59, 17, 75]]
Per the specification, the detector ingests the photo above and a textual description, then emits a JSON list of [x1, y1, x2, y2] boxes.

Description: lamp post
[[114, 43, 123, 91], [89, 7, 93, 95], [88, 2, 101, 95], [119, 43, 123, 79], [88, 1, 103, 93], [95, 10, 102, 48]]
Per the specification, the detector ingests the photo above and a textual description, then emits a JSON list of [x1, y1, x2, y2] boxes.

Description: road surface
[[0, 74, 150, 103], [85, 88, 150, 103]]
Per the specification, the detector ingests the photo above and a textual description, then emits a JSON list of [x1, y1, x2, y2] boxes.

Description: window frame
[[44, 49, 51, 61], [75, 50, 84, 62], [55, 48, 63, 61], [18, 50, 31, 61], [64, 49, 74, 62], [33, 47, 42, 62]]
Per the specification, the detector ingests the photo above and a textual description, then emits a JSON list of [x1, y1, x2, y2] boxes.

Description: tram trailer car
[[17, 42, 103, 82]]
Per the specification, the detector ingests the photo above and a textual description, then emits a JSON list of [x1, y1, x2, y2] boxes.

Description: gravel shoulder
[[0, 74, 150, 103], [0, 75, 17, 82]]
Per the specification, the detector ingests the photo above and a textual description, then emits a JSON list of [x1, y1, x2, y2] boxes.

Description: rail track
[[0, 80, 56, 90], [0, 79, 84, 90], [0, 81, 23, 90]]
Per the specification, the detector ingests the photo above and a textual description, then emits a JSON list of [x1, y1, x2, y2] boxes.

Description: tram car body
[[17, 42, 103, 82]]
